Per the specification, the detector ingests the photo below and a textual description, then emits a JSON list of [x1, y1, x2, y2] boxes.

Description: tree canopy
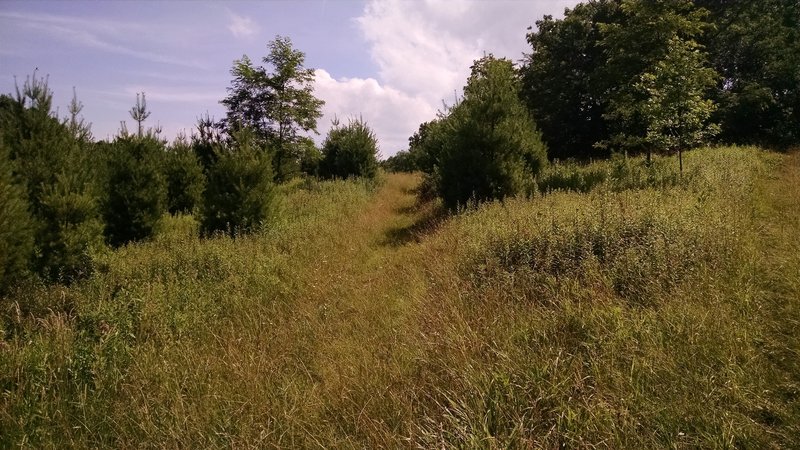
[[521, 0, 798, 158], [221, 35, 325, 181]]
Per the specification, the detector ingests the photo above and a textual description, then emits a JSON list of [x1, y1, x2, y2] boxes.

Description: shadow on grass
[[382, 200, 448, 247]]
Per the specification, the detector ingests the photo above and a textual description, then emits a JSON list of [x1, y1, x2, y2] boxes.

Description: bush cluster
[[0, 75, 286, 292], [319, 117, 380, 180], [402, 56, 548, 209]]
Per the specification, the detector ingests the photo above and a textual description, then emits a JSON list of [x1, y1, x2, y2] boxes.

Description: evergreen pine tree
[[201, 128, 277, 235], [104, 136, 167, 246], [436, 56, 548, 209], [319, 117, 380, 180], [0, 139, 33, 291]]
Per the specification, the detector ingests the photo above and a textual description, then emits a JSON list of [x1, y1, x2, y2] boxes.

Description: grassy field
[[2, 146, 798, 447]]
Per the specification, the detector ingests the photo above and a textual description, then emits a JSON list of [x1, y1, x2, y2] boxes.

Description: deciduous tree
[[221, 36, 325, 181], [636, 37, 719, 172], [521, 1, 621, 160], [598, 0, 714, 157]]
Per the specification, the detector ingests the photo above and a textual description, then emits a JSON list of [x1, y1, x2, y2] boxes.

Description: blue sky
[[0, 0, 574, 157]]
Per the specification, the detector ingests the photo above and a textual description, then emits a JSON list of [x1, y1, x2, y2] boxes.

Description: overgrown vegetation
[[2, 147, 798, 447], [1, 0, 799, 445]]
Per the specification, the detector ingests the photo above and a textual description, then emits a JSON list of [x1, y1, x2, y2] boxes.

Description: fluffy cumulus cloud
[[313, 69, 436, 158], [316, 0, 575, 156]]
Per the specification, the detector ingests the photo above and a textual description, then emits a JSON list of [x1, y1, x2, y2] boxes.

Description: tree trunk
[[678, 148, 683, 175]]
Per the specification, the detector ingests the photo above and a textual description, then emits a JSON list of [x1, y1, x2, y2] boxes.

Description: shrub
[[0, 74, 104, 283], [435, 56, 548, 209], [201, 128, 277, 235], [104, 136, 168, 246], [319, 117, 379, 180], [0, 140, 33, 290], [163, 138, 206, 215]]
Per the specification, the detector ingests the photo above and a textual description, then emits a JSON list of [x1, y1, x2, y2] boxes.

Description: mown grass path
[[229, 172, 436, 447], [753, 152, 800, 446], [84, 173, 437, 447]]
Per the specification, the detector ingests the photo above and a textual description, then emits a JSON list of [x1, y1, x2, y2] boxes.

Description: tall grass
[[1, 147, 798, 448], [408, 146, 796, 447]]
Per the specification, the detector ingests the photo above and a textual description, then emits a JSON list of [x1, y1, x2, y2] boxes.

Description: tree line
[[385, 0, 798, 200], [3, 0, 798, 290], [1, 36, 379, 291]]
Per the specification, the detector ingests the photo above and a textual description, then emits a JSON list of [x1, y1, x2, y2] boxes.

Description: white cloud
[[227, 11, 259, 39], [313, 69, 436, 157], [316, 0, 574, 157]]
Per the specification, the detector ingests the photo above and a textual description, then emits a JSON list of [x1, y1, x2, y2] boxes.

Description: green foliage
[[296, 137, 322, 177], [0, 73, 104, 283], [319, 117, 380, 180], [35, 171, 105, 282], [698, 0, 800, 148], [521, 1, 621, 160], [599, 0, 716, 154], [192, 114, 224, 172], [201, 128, 277, 235], [382, 150, 417, 173], [163, 137, 206, 215], [521, 0, 798, 156], [407, 119, 446, 173], [636, 36, 719, 167], [103, 136, 168, 247], [0, 140, 33, 290], [221, 35, 325, 181], [435, 56, 548, 209]]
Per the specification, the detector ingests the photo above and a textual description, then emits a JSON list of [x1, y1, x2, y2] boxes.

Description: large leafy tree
[[521, 0, 621, 160], [221, 35, 325, 181], [435, 56, 548, 209], [698, 0, 800, 148], [598, 0, 715, 155], [521, 0, 797, 157]]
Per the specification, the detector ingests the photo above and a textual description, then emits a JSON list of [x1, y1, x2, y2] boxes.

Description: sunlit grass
[[2, 147, 798, 447]]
